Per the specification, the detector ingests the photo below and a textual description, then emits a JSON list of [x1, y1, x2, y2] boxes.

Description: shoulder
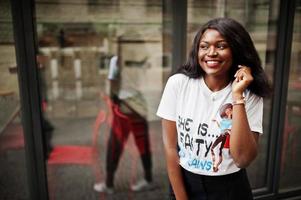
[[244, 90, 263, 108], [244, 90, 262, 102], [111, 55, 118, 60], [169, 73, 189, 81], [110, 56, 118, 64], [167, 73, 192, 86]]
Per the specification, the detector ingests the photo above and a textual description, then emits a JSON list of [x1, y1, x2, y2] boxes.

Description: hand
[[232, 65, 253, 98]]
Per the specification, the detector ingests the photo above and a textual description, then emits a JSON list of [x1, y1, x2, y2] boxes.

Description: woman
[[156, 18, 271, 200], [211, 103, 233, 172]]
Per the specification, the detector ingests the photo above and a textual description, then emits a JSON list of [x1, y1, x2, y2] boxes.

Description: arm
[[212, 119, 220, 128], [162, 119, 188, 200], [230, 66, 259, 168]]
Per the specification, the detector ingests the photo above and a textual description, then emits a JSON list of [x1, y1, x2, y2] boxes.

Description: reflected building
[[1, 0, 301, 199]]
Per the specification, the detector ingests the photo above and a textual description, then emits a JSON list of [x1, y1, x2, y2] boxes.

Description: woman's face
[[198, 29, 233, 80], [224, 107, 233, 119]]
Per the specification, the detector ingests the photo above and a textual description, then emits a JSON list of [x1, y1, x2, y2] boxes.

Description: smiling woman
[[157, 17, 271, 200], [198, 29, 233, 91]]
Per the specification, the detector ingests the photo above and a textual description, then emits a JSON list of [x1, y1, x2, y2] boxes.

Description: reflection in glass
[[280, 1, 301, 191], [187, 0, 277, 189], [0, 0, 28, 199], [35, 1, 168, 199]]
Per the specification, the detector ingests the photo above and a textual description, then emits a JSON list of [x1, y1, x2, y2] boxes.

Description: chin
[[203, 68, 220, 75]]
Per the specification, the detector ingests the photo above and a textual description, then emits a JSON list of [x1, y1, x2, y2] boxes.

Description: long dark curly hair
[[176, 18, 272, 97]]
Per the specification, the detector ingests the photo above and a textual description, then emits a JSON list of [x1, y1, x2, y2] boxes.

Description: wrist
[[232, 92, 245, 106], [232, 98, 245, 106], [232, 93, 244, 101]]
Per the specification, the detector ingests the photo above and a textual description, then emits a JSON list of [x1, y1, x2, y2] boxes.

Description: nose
[[207, 46, 218, 56]]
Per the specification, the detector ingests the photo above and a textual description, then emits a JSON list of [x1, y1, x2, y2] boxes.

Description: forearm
[[165, 148, 188, 200], [230, 66, 259, 168], [230, 103, 258, 168], [162, 119, 188, 200]]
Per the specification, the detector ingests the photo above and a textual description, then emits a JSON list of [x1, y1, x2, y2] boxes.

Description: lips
[[205, 60, 221, 67]]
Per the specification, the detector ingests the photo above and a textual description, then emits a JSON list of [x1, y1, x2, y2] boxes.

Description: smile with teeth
[[206, 61, 220, 64], [205, 60, 221, 67]]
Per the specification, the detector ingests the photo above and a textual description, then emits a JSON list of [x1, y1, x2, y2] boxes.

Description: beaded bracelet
[[232, 99, 245, 105]]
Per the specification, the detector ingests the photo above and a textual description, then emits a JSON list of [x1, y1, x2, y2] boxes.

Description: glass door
[[34, 1, 170, 199], [0, 0, 29, 199], [279, 0, 301, 192]]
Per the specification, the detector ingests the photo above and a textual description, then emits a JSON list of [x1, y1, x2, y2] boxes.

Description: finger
[[241, 66, 251, 75], [239, 71, 254, 84], [236, 71, 247, 82], [234, 69, 243, 78], [238, 65, 251, 73], [234, 65, 247, 77], [235, 65, 242, 77], [238, 67, 252, 77]]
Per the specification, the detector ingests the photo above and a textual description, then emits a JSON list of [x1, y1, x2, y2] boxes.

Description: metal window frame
[[10, 0, 48, 199], [171, 0, 187, 71], [261, 0, 299, 199]]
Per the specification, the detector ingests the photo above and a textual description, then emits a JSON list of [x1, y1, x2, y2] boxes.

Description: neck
[[203, 76, 230, 92]]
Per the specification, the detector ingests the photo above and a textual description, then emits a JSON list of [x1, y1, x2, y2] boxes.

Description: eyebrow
[[199, 40, 227, 44]]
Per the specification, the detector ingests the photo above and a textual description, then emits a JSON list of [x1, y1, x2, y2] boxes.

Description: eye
[[199, 43, 209, 50], [217, 42, 228, 49]]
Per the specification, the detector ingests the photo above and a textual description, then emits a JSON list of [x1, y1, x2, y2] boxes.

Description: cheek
[[198, 51, 205, 62], [198, 55, 205, 68], [221, 52, 233, 65], [225, 51, 233, 61], [220, 50, 231, 58]]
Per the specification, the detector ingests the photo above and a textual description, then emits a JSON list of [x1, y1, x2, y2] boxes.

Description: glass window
[[280, 0, 301, 191], [187, 0, 278, 189], [0, 0, 29, 199], [35, 0, 169, 199]]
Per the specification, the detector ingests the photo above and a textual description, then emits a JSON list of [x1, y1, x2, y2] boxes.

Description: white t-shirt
[[107, 55, 147, 116], [108, 55, 119, 80], [156, 74, 263, 176]]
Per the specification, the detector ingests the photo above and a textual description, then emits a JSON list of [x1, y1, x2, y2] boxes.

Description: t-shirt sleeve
[[245, 92, 264, 134], [108, 56, 118, 80], [156, 75, 180, 121]]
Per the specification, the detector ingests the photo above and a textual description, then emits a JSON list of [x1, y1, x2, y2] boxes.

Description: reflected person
[[94, 48, 153, 193], [37, 51, 54, 159]]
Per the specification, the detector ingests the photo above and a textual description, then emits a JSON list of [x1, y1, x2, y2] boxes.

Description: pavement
[[1, 99, 301, 200], [47, 117, 170, 200], [0, 114, 170, 200]]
